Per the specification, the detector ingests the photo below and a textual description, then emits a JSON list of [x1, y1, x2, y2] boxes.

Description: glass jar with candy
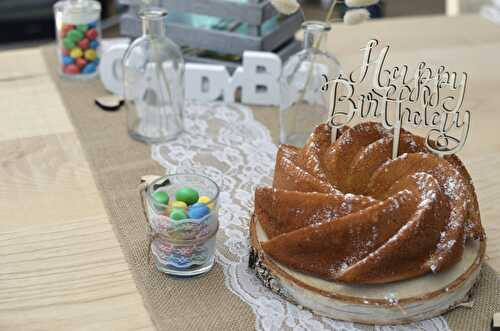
[[54, 0, 101, 79], [142, 174, 220, 277]]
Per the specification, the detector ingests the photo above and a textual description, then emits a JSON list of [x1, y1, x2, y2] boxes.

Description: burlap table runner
[[42, 47, 498, 331]]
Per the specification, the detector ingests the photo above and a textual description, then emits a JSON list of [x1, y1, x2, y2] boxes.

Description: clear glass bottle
[[279, 21, 341, 147], [54, 0, 101, 79], [123, 8, 184, 144]]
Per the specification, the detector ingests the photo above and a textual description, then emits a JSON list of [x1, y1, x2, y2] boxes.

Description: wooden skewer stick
[[327, 77, 339, 144], [392, 120, 401, 160]]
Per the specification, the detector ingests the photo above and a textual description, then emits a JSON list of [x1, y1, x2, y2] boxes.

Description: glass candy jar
[[54, 0, 101, 79], [279, 21, 341, 146], [123, 8, 184, 144], [143, 174, 219, 277]]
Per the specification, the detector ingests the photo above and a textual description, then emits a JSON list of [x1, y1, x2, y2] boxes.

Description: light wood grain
[[0, 216, 152, 331], [0, 133, 104, 231], [0, 49, 154, 330], [0, 49, 73, 141]]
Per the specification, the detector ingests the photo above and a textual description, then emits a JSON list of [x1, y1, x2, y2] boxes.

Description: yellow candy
[[198, 196, 214, 209], [165, 200, 188, 215], [171, 200, 188, 209], [84, 49, 97, 61], [70, 47, 83, 58]]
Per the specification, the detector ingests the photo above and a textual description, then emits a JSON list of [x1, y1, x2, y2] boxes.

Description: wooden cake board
[[249, 214, 486, 325]]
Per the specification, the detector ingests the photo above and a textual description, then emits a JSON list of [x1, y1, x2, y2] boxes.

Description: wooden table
[[0, 14, 499, 330]]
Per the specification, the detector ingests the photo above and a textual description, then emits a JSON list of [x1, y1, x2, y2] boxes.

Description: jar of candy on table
[[142, 174, 220, 277], [53, 0, 101, 79]]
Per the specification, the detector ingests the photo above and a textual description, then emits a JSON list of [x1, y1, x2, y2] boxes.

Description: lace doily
[[151, 102, 450, 331]]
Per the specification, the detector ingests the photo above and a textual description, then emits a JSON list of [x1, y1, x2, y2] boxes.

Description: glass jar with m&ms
[[54, 0, 101, 79], [143, 174, 220, 277]]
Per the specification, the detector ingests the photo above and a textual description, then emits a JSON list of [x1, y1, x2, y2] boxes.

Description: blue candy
[[89, 39, 99, 49], [88, 21, 97, 29], [81, 63, 97, 74], [92, 58, 100, 66], [63, 55, 74, 65], [187, 202, 210, 219]]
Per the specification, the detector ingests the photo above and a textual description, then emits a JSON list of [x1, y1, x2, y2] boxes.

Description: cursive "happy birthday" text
[[322, 39, 471, 156]]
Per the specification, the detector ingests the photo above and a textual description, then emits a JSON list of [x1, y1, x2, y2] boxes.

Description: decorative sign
[[100, 40, 281, 106], [185, 52, 281, 106], [321, 39, 471, 158]]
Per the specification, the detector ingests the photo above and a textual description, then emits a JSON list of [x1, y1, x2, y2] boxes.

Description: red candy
[[64, 64, 80, 74], [61, 24, 75, 37], [77, 38, 90, 49], [75, 58, 87, 69], [85, 28, 98, 40], [62, 49, 70, 56]]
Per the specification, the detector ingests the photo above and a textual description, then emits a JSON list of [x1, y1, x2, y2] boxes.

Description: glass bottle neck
[[140, 8, 167, 38], [301, 21, 331, 50], [303, 30, 326, 50], [142, 17, 165, 37]]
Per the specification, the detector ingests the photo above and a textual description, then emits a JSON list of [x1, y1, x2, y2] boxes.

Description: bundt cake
[[254, 121, 484, 284]]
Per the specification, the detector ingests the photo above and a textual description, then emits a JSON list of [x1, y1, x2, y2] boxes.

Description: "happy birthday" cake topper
[[321, 39, 471, 159]]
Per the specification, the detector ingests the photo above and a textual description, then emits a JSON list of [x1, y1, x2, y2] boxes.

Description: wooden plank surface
[[0, 14, 499, 330], [0, 49, 154, 331]]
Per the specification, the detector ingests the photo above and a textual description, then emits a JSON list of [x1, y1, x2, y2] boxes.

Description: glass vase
[[123, 8, 184, 144], [279, 21, 341, 147]]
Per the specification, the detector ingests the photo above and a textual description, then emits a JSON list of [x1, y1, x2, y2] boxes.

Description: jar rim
[[301, 20, 332, 32], [139, 7, 168, 20]]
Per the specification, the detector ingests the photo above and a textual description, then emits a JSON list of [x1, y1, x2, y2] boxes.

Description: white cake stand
[[249, 214, 485, 325]]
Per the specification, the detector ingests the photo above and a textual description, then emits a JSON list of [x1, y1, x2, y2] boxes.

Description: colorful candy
[[84, 49, 97, 61], [170, 208, 187, 221], [61, 24, 75, 37], [89, 40, 99, 49], [63, 64, 80, 74], [70, 47, 83, 58], [82, 63, 97, 74], [85, 28, 98, 40], [63, 38, 76, 50], [63, 56, 74, 65], [67, 29, 84, 43], [59, 21, 100, 76], [76, 24, 88, 32], [175, 187, 199, 206], [198, 196, 214, 209], [75, 57, 87, 69], [171, 200, 188, 209], [153, 191, 169, 205], [77, 38, 90, 49], [187, 203, 210, 219]]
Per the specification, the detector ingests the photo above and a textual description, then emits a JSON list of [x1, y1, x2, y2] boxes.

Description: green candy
[[63, 37, 75, 49], [153, 191, 169, 205], [76, 24, 88, 32], [68, 29, 84, 42], [175, 187, 199, 206], [170, 208, 187, 221]]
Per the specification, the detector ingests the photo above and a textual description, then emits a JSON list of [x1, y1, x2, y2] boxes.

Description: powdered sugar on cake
[[255, 121, 484, 284]]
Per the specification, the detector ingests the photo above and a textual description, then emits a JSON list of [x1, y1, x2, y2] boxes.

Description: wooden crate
[[119, 0, 303, 66]]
